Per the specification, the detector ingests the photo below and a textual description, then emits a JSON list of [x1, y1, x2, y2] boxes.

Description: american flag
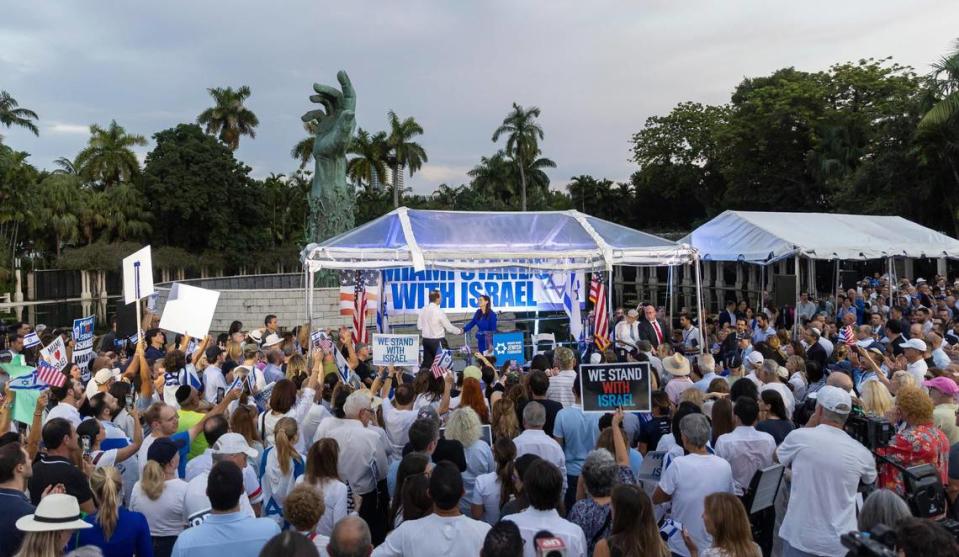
[[36, 360, 66, 388], [339, 270, 379, 344], [838, 325, 856, 346], [589, 273, 610, 351]]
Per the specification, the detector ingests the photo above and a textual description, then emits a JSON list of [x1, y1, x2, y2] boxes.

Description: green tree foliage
[[197, 85, 259, 151], [138, 124, 268, 264], [493, 103, 545, 211], [386, 111, 428, 208], [347, 129, 389, 188], [75, 120, 147, 189], [0, 91, 39, 137]]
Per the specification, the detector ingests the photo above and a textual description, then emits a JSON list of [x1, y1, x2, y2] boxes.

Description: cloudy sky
[[2, 1, 958, 194]]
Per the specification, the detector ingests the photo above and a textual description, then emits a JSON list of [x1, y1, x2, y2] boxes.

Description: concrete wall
[[154, 286, 482, 334]]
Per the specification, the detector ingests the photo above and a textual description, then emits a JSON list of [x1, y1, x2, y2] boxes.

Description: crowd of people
[[0, 273, 959, 556]]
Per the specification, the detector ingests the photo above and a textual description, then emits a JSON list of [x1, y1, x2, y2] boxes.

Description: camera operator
[[775, 386, 876, 557], [875, 386, 949, 501]]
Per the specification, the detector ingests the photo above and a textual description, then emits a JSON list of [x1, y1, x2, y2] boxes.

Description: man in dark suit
[[638, 303, 670, 349], [717, 300, 737, 329], [805, 326, 828, 371]]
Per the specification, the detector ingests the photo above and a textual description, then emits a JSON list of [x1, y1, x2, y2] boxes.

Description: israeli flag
[[376, 270, 391, 334], [563, 272, 583, 342], [8, 371, 45, 391]]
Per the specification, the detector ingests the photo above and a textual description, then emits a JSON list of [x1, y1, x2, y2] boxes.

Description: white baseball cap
[[814, 385, 852, 415], [900, 338, 927, 352], [211, 433, 258, 458], [746, 351, 764, 366]]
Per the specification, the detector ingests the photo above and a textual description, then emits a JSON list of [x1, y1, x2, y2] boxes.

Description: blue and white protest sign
[[371, 334, 420, 367], [72, 315, 96, 369], [382, 268, 585, 315], [123, 246, 154, 304], [23, 332, 40, 349], [491, 331, 526, 365]]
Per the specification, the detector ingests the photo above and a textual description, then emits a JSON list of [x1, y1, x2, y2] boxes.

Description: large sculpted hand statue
[[303, 71, 357, 243]]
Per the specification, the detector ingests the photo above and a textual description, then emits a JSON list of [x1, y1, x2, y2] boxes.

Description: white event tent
[[684, 210, 959, 333], [301, 207, 703, 347], [685, 210, 959, 263]]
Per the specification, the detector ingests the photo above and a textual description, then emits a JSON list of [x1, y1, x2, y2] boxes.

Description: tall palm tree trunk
[[518, 161, 527, 211], [392, 163, 402, 208]]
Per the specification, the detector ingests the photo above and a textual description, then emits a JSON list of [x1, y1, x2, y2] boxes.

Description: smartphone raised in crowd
[[216, 387, 225, 404], [125, 394, 134, 409], [81, 436, 92, 456]]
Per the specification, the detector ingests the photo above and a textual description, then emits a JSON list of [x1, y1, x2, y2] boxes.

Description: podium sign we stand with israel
[[579, 362, 653, 413]]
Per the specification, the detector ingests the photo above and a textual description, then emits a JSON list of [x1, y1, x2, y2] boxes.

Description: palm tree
[[53, 156, 81, 176], [100, 183, 152, 241], [919, 40, 959, 129], [492, 103, 545, 211], [38, 174, 81, 256], [431, 183, 464, 209], [347, 129, 389, 189], [290, 120, 319, 169], [0, 91, 39, 136], [468, 151, 516, 203], [386, 111, 428, 208], [75, 120, 147, 189], [197, 85, 259, 150]]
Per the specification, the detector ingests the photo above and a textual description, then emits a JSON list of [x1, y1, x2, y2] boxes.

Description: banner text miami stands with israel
[[382, 268, 585, 314]]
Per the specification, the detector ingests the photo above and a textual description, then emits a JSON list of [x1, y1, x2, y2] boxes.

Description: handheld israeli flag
[[376, 270, 391, 334], [8, 371, 46, 391], [23, 332, 40, 349], [177, 366, 203, 391], [563, 272, 584, 342], [334, 346, 352, 383]]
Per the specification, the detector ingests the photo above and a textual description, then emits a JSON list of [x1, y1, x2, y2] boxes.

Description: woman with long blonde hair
[[860, 380, 895, 418], [73, 466, 152, 555], [491, 397, 520, 441], [682, 492, 760, 556], [444, 407, 494, 514], [259, 417, 305, 526], [129, 438, 188, 557]]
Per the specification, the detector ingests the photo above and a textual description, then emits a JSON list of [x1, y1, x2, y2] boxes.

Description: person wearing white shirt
[[759, 361, 795, 419], [379, 376, 418, 459], [184, 433, 262, 525], [796, 292, 818, 323], [545, 347, 578, 408], [320, 390, 390, 544], [653, 414, 734, 557], [638, 341, 664, 378], [614, 309, 640, 361], [693, 354, 719, 392], [512, 402, 567, 492], [45, 377, 84, 428], [295, 437, 351, 537], [130, 437, 190, 554], [679, 313, 702, 355], [713, 397, 776, 496], [928, 332, 951, 369], [504, 459, 587, 557], [374, 461, 490, 557], [184, 419, 264, 512], [201, 347, 228, 404], [776, 386, 876, 557], [418, 290, 462, 364], [901, 338, 929, 385]]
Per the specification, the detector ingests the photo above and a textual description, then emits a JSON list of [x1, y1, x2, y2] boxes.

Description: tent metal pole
[[835, 260, 840, 313], [759, 264, 764, 310], [607, 266, 614, 333], [794, 255, 801, 340], [694, 255, 704, 355], [668, 266, 674, 331], [306, 268, 314, 359]]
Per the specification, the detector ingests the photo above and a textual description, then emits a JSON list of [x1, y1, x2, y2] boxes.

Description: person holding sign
[[463, 295, 497, 354], [417, 291, 462, 366]]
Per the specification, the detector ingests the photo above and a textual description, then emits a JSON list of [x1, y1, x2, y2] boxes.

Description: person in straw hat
[[663, 353, 695, 406], [14, 493, 93, 557]]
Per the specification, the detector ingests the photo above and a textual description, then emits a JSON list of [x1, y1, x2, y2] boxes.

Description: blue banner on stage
[[382, 268, 585, 315], [491, 331, 526, 365]]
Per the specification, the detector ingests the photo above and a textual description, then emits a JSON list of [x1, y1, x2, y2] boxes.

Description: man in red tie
[[638, 303, 670, 349]]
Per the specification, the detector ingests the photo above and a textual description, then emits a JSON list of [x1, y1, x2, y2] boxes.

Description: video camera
[[844, 414, 894, 451], [842, 519, 959, 556]]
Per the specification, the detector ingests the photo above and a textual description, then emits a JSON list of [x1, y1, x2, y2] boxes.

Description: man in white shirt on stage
[[614, 309, 640, 362], [417, 290, 462, 365]]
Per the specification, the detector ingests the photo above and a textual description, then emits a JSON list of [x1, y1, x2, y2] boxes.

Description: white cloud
[[46, 123, 89, 135]]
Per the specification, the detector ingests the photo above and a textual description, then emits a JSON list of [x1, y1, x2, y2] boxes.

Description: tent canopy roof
[[684, 210, 959, 263], [302, 207, 695, 271]]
